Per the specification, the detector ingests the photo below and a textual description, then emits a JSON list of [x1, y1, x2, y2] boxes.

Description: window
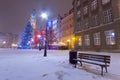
[[93, 32, 100, 45], [92, 15, 99, 26], [83, 0, 87, 2], [91, 0, 97, 10], [77, 22, 81, 30], [84, 18, 89, 28], [77, 0, 80, 6], [105, 30, 115, 45], [103, 9, 113, 23], [84, 35, 90, 46], [77, 10, 81, 18], [102, 0, 110, 5], [78, 36, 82, 46], [84, 6, 88, 15]]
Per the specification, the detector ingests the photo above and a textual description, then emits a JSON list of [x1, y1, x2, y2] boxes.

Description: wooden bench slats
[[79, 57, 110, 63], [78, 53, 110, 63], [78, 53, 110, 57], [78, 60, 109, 66]]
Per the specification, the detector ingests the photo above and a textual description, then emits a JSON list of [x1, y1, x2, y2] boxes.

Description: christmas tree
[[20, 21, 33, 49]]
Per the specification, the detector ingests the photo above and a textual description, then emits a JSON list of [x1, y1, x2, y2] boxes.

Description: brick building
[[73, 0, 120, 51]]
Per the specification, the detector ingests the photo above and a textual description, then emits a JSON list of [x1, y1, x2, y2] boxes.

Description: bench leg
[[80, 61, 82, 66], [74, 64, 76, 68], [105, 66, 108, 73], [101, 66, 104, 76], [74, 63, 77, 68]]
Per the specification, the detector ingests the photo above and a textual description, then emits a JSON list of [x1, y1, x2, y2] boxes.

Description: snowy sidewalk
[[0, 49, 119, 80]]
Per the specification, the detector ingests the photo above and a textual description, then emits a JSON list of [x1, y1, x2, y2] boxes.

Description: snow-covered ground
[[0, 49, 120, 80]]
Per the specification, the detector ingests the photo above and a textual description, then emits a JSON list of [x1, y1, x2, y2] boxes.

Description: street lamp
[[41, 12, 48, 57]]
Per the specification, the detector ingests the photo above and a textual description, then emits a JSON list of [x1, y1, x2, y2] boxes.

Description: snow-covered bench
[[73, 53, 110, 76]]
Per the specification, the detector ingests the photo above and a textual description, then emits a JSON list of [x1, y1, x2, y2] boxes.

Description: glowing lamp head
[[41, 13, 48, 19]]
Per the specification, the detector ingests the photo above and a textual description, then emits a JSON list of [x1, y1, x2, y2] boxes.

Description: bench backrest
[[78, 53, 110, 64]]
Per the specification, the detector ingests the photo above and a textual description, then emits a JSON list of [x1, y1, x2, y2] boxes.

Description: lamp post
[[41, 13, 48, 57]]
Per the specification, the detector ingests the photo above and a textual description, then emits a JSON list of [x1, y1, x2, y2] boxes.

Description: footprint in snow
[[42, 73, 48, 77], [55, 71, 69, 80]]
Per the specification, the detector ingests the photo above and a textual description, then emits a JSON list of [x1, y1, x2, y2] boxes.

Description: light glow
[[111, 32, 115, 36], [31, 38, 34, 42], [11, 43, 18, 47], [3, 41, 6, 44], [37, 35, 41, 38], [41, 13, 48, 19], [67, 40, 70, 42]]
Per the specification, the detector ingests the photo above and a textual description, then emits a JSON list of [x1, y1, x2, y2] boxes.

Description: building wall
[[112, 0, 120, 19], [61, 11, 75, 49], [57, 15, 62, 43], [73, 0, 120, 51]]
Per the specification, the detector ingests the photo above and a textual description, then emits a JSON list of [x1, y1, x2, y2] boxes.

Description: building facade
[[73, 0, 120, 51], [0, 32, 18, 48], [52, 15, 62, 44], [52, 19, 59, 44], [60, 9, 75, 49]]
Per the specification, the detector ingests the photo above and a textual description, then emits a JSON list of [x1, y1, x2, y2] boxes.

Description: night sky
[[0, 0, 73, 35]]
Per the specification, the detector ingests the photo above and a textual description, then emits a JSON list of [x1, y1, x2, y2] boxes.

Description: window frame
[[78, 36, 82, 46], [84, 34, 90, 46], [103, 8, 113, 23], [83, 6, 88, 15], [91, 0, 97, 10], [105, 30, 116, 45], [93, 32, 101, 45]]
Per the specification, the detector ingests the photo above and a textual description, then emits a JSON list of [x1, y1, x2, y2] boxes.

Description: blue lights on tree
[[20, 21, 33, 49]]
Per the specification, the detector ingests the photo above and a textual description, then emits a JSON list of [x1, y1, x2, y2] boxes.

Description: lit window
[[105, 30, 115, 45], [78, 36, 82, 46], [93, 32, 100, 45], [84, 35, 90, 46]]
